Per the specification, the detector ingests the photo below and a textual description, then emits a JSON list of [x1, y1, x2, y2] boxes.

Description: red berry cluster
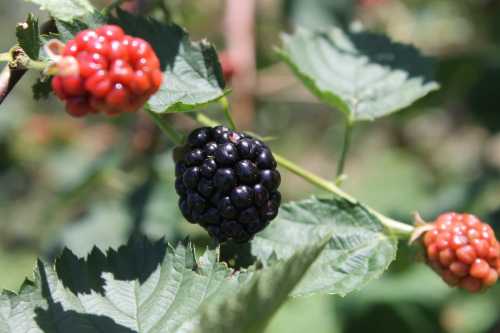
[[423, 213, 500, 292], [51, 25, 163, 117]]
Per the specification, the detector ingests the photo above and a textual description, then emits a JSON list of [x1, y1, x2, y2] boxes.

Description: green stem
[[145, 109, 183, 145], [275, 153, 413, 237], [191, 112, 219, 127], [21, 58, 48, 71], [336, 119, 353, 180], [0, 52, 11, 63], [220, 96, 236, 129], [274, 153, 356, 202], [0, 47, 49, 71]]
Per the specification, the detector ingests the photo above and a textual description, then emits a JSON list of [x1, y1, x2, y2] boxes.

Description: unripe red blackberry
[[175, 126, 281, 243], [419, 213, 500, 292], [50, 25, 163, 117]]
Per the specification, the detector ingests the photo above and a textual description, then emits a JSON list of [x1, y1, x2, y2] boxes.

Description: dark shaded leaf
[[16, 13, 40, 60], [111, 9, 226, 113]]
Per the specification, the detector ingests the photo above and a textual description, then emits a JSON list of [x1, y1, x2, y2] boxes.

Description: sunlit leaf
[[252, 197, 398, 296], [277, 27, 439, 121], [196, 237, 328, 333]]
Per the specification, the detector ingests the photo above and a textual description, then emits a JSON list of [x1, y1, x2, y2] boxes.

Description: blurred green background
[[1, 0, 500, 332]]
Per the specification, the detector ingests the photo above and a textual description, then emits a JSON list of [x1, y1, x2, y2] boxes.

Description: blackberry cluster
[[175, 126, 281, 243], [423, 212, 500, 292], [51, 25, 163, 117]]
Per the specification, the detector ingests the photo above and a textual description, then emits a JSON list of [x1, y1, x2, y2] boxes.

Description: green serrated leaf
[[0, 236, 249, 332], [54, 19, 91, 42], [24, 0, 96, 22], [252, 197, 398, 297], [53, 12, 107, 42], [16, 14, 40, 60], [196, 237, 328, 333], [277, 27, 440, 121], [110, 9, 226, 114]]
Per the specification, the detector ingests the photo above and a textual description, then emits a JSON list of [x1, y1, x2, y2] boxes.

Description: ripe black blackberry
[[175, 126, 281, 243]]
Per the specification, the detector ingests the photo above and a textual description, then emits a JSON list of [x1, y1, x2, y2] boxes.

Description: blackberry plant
[[0, 0, 497, 332]]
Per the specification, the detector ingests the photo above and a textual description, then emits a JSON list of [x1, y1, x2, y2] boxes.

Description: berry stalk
[[185, 111, 415, 238], [0, 52, 11, 63], [145, 109, 183, 145], [220, 96, 236, 130], [275, 153, 414, 237], [336, 118, 354, 183], [16, 57, 48, 72], [4, 47, 49, 72]]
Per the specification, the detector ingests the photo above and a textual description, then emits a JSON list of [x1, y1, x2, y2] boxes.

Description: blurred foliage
[[0, 0, 500, 332]]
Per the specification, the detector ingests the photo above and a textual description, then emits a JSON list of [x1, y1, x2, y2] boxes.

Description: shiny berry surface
[[51, 25, 163, 117], [175, 126, 281, 243], [423, 212, 500, 292]]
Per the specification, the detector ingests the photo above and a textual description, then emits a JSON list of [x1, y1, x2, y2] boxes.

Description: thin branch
[[0, 19, 56, 106], [0, 52, 12, 63], [0, 64, 27, 105], [0, 48, 49, 106], [145, 109, 183, 145], [336, 119, 354, 182], [220, 96, 237, 129]]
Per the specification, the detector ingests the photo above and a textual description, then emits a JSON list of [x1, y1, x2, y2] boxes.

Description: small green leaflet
[[16, 13, 40, 60], [24, 0, 96, 22], [252, 197, 398, 297], [277, 27, 440, 121], [111, 9, 226, 114]]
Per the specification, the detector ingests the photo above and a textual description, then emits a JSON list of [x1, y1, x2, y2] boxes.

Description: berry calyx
[[418, 212, 500, 292], [175, 126, 281, 243], [50, 25, 163, 117]]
